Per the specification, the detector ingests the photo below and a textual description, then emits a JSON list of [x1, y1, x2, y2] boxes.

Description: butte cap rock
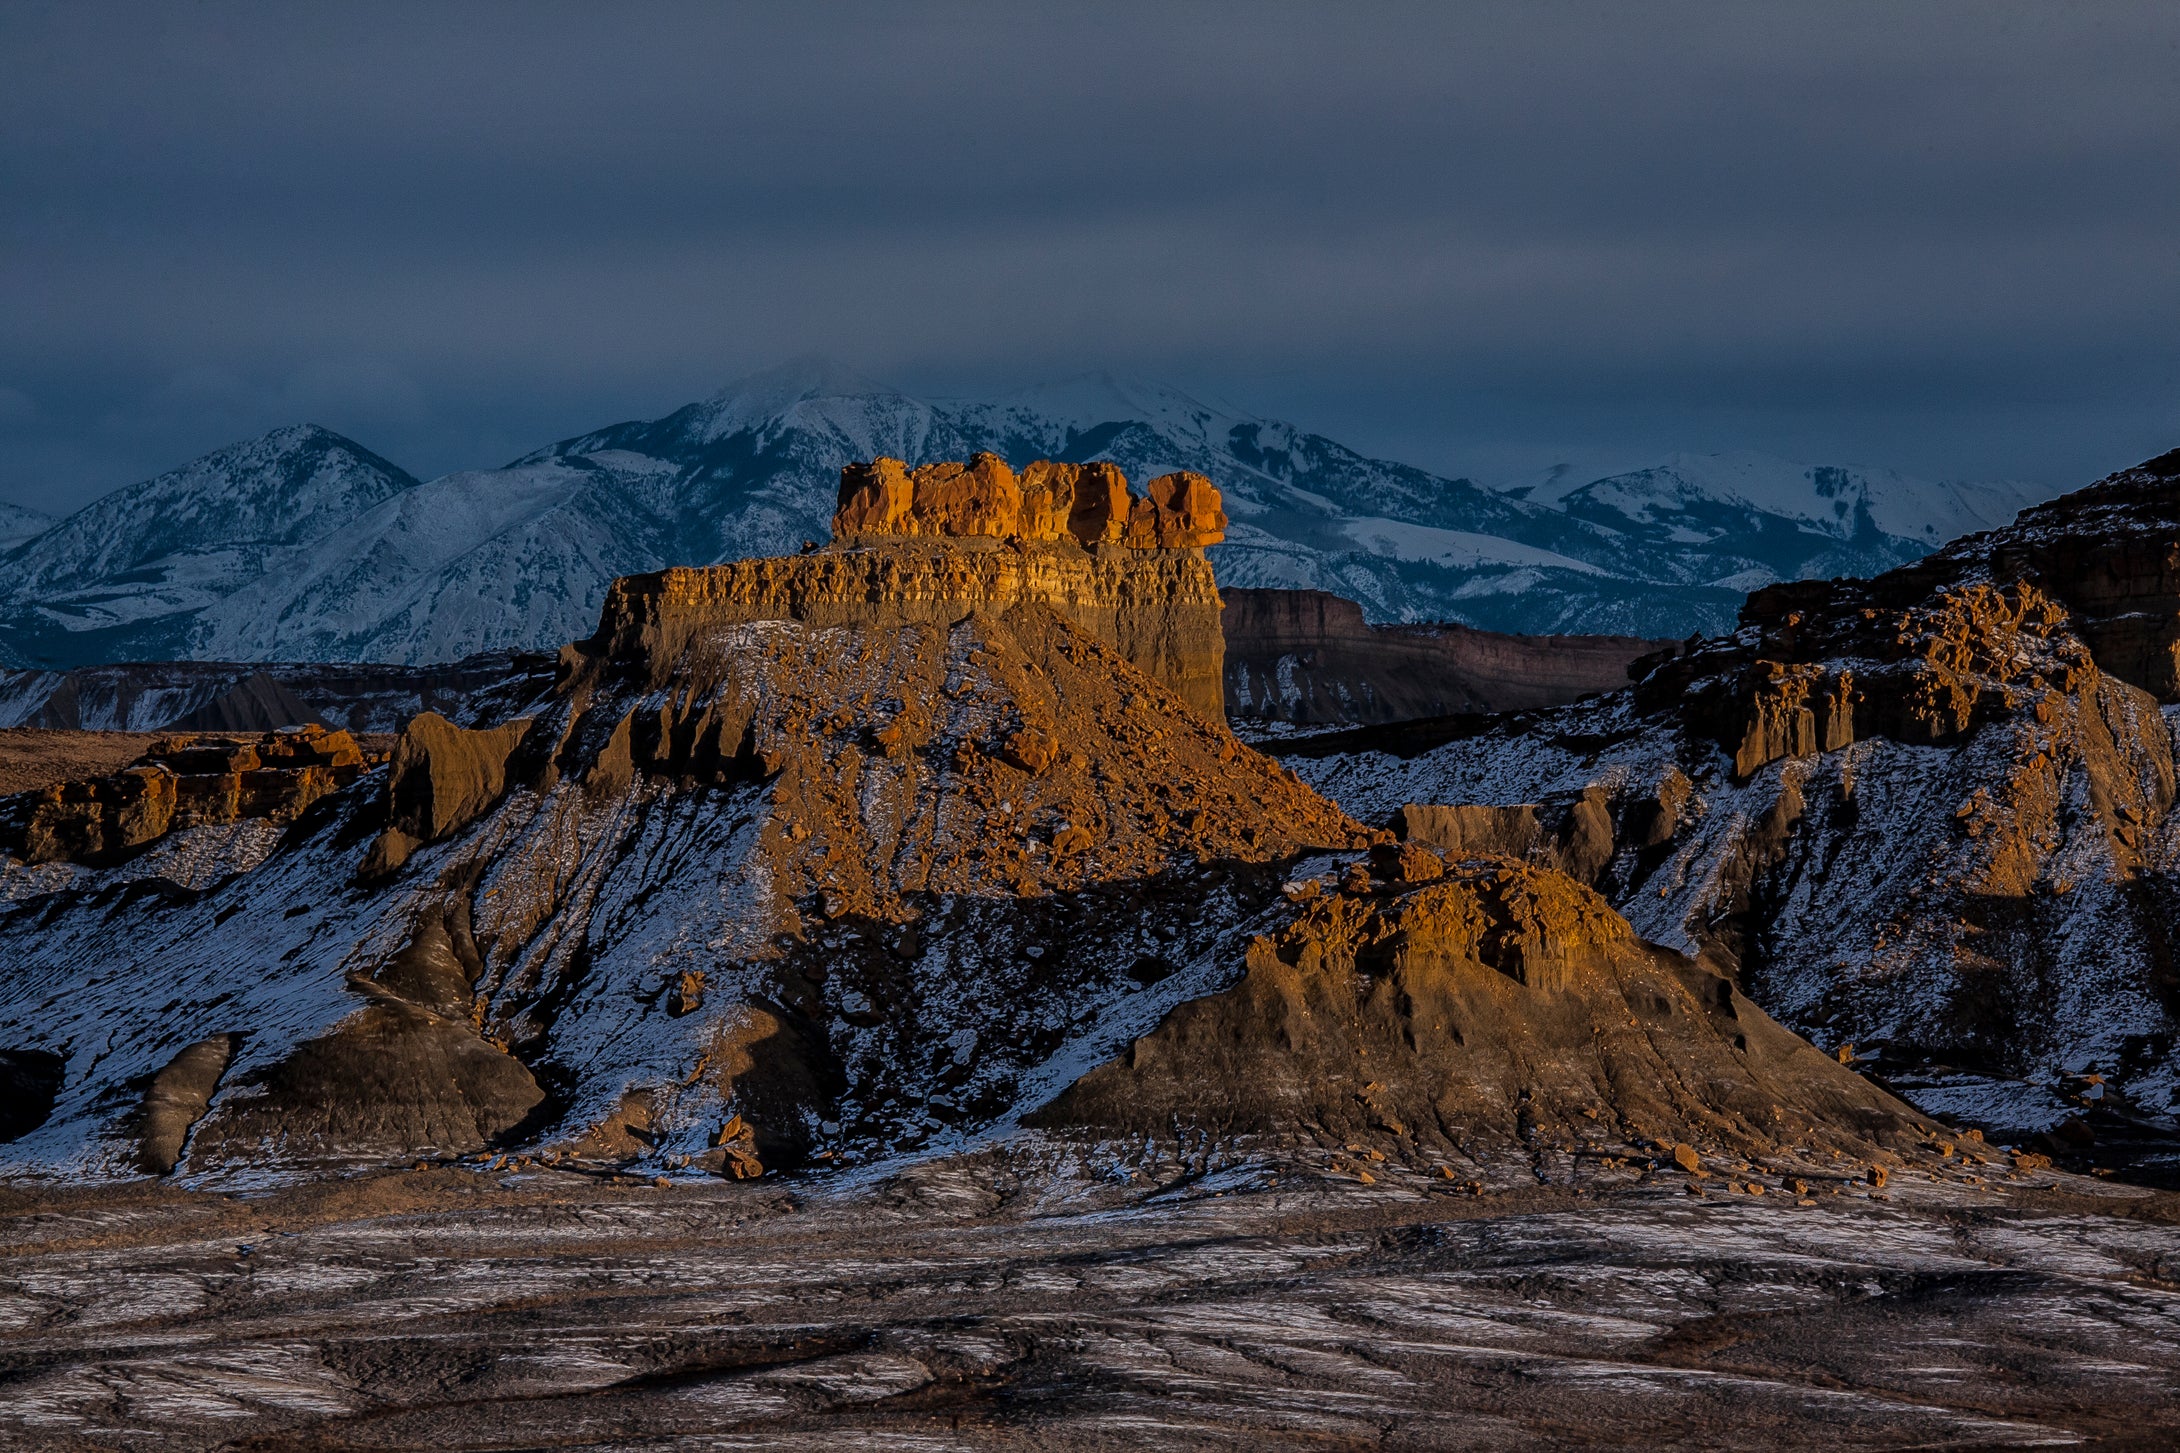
[[833, 453, 1225, 551], [597, 457, 1232, 720]]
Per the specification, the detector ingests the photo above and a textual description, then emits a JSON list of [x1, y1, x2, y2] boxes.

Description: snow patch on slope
[[1548, 450, 2041, 545], [1340, 517, 1605, 574]]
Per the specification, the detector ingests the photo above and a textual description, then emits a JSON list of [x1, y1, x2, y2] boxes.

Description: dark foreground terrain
[[2, 1161, 2177, 1451]]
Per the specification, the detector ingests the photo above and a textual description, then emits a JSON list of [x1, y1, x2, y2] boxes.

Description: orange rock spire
[[833, 453, 1225, 549]]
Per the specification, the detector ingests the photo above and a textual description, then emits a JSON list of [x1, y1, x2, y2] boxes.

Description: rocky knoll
[[1222, 586, 1672, 725], [1, 724, 376, 868], [1041, 846, 1945, 1189], [1294, 449, 2180, 1162]]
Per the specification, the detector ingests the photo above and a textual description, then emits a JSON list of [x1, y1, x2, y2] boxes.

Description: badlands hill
[[0, 455, 1951, 1194], [1296, 448, 2180, 1168]]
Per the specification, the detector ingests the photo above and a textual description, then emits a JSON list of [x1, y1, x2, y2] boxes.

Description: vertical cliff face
[[1220, 587, 1673, 724], [592, 454, 1232, 721]]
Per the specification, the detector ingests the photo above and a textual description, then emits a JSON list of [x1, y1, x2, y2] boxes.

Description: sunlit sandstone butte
[[595, 453, 1232, 719]]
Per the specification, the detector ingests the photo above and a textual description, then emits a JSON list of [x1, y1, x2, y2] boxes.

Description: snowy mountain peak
[[0, 425, 421, 666], [0, 501, 52, 550], [1551, 451, 1846, 520], [702, 356, 904, 423], [13, 423, 418, 579], [989, 370, 1250, 436], [1541, 449, 2041, 550]]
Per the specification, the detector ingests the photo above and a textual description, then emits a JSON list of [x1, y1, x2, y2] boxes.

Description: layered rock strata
[[596, 456, 1232, 720], [1222, 587, 1672, 725]]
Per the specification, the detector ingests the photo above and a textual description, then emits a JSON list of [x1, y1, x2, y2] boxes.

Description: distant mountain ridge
[[1508, 451, 2045, 593], [0, 361, 2050, 669], [0, 502, 49, 551], [0, 426, 418, 666]]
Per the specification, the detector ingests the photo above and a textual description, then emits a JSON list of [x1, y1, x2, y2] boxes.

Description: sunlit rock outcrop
[[1291, 448, 2180, 1150]]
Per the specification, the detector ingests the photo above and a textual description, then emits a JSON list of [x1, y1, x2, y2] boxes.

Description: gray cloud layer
[[2, 1, 2175, 513]]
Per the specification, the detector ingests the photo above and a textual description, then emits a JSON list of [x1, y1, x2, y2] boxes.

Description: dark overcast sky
[[1, 2, 2175, 515]]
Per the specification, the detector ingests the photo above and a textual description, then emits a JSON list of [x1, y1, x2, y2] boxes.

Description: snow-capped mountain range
[[0, 360, 2050, 669]]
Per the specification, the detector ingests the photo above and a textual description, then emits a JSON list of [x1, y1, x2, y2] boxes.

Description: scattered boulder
[[363, 712, 535, 878], [699, 1114, 764, 1179], [135, 1033, 241, 1174]]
